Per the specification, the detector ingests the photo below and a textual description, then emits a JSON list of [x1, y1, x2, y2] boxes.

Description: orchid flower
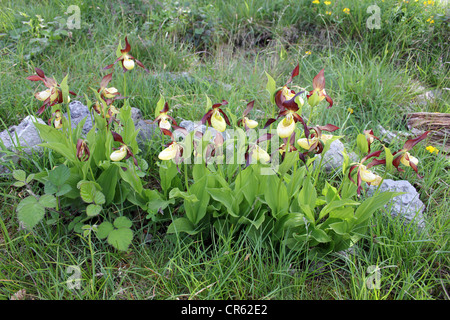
[[27, 67, 76, 115], [153, 102, 177, 131], [237, 100, 259, 130], [76, 139, 90, 162], [104, 36, 149, 73], [297, 124, 339, 154], [348, 150, 384, 195], [48, 109, 63, 129], [307, 68, 333, 108], [392, 131, 430, 178], [364, 129, 380, 152], [158, 126, 189, 165], [110, 131, 138, 167], [264, 64, 307, 138], [97, 73, 125, 105], [245, 133, 273, 166], [201, 100, 230, 133]]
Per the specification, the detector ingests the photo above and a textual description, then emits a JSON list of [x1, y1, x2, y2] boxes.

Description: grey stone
[[66, 100, 143, 134], [135, 119, 158, 149], [367, 179, 426, 229], [0, 115, 46, 173], [318, 139, 358, 172]]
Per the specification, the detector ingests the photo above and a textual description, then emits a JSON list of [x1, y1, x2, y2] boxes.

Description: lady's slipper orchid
[[297, 124, 339, 154], [157, 127, 188, 165], [245, 133, 273, 166], [392, 131, 430, 178], [237, 100, 259, 130], [104, 37, 149, 73], [201, 100, 231, 133], [110, 131, 139, 167], [153, 102, 177, 131], [97, 73, 125, 105], [76, 139, 90, 162], [48, 109, 64, 129], [27, 67, 76, 115], [364, 129, 380, 152], [307, 68, 333, 108], [348, 150, 385, 195], [110, 145, 128, 161]]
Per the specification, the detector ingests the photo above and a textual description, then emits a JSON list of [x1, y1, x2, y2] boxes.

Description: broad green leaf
[[167, 217, 198, 235], [298, 175, 317, 210], [26, 173, 35, 184], [207, 187, 238, 217], [38, 194, 57, 208], [184, 177, 210, 225], [159, 161, 178, 195], [329, 207, 355, 221], [49, 164, 71, 187], [329, 220, 348, 235], [310, 227, 331, 243], [44, 180, 58, 194], [353, 191, 401, 226], [34, 123, 65, 144], [107, 227, 133, 251], [205, 94, 212, 112], [318, 199, 360, 220], [265, 71, 276, 104], [39, 142, 76, 162], [384, 145, 393, 172], [154, 94, 165, 118], [93, 191, 106, 205], [79, 181, 96, 203], [86, 204, 102, 217], [55, 184, 72, 197], [96, 221, 114, 239], [13, 170, 26, 182], [59, 73, 70, 104], [117, 163, 143, 194], [356, 133, 368, 155], [114, 216, 133, 229], [97, 165, 119, 205], [13, 181, 25, 188], [169, 188, 198, 202], [16, 196, 45, 230]]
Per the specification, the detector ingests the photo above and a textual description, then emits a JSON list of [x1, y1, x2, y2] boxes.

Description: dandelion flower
[[343, 8, 350, 14]]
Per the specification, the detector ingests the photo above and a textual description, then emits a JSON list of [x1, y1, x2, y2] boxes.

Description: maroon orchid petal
[[392, 154, 403, 171], [26, 75, 44, 82], [172, 125, 189, 138], [135, 59, 150, 73], [121, 36, 131, 54], [35, 68, 45, 78], [356, 170, 363, 196], [403, 131, 430, 151], [218, 108, 231, 126], [263, 118, 277, 129], [37, 104, 47, 115], [166, 115, 178, 126], [161, 102, 170, 113], [366, 158, 386, 169], [256, 133, 273, 144], [161, 128, 175, 141], [317, 124, 339, 132], [243, 100, 255, 117], [348, 164, 359, 184], [111, 131, 125, 144], [361, 150, 383, 164], [212, 100, 228, 109], [286, 64, 300, 85], [312, 68, 325, 91], [282, 92, 304, 112], [325, 94, 333, 109], [100, 73, 113, 89], [274, 90, 287, 111], [201, 109, 214, 125]]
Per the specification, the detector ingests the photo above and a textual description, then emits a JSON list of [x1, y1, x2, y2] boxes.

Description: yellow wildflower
[[313, 0, 320, 3], [343, 8, 350, 14], [324, 1, 331, 5], [326, 11, 332, 15], [347, 108, 354, 114], [426, 145, 439, 154], [305, 50, 312, 55]]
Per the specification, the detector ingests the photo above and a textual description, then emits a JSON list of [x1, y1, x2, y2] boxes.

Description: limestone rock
[[368, 179, 426, 229]]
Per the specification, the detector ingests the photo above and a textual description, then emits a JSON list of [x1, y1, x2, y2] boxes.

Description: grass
[[0, 0, 449, 300]]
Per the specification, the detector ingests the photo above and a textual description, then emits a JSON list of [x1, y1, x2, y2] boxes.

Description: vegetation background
[[0, 0, 449, 300]]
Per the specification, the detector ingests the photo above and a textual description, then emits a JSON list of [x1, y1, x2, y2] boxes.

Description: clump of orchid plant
[[27, 67, 76, 115], [201, 99, 231, 132]]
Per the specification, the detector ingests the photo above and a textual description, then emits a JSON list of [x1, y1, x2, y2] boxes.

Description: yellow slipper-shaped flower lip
[[110, 145, 128, 162], [251, 145, 271, 163], [158, 143, 179, 161], [277, 115, 296, 138]]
